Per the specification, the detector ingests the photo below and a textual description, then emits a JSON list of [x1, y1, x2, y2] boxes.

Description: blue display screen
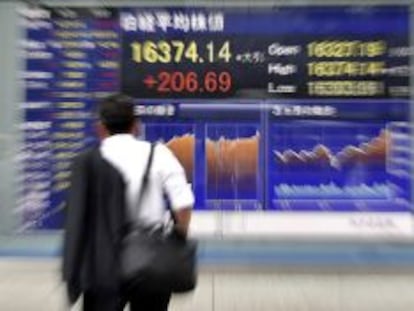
[[20, 6, 412, 233]]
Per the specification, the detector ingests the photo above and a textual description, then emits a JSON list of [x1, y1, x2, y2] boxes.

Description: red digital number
[[158, 71, 170, 93], [186, 72, 198, 92], [218, 71, 232, 93], [156, 71, 232, 94], [204, 72, 218, 92], [170, 72, 185, 92]]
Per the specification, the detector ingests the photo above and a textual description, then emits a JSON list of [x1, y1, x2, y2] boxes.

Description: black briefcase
[[121, 227, 197, 292]]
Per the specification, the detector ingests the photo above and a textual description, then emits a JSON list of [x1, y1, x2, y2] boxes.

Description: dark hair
[[98, 94, 136, 134]]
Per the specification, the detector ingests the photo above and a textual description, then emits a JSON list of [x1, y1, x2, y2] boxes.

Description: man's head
[[97, 94, 138, 138]]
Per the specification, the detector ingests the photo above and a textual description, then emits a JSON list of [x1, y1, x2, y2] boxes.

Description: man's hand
[[172, 207, 192, 237]]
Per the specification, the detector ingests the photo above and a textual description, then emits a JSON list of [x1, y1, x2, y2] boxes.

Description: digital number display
[[121, 7, 409, 99], [131, 41, 231, 63], [129, 40, 233, 95], [20, 6, 412, 237], [143, 71, 232, 94]]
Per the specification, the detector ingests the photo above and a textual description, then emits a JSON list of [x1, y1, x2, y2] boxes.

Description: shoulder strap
[[135, 143, 179, 226], [122, 143, 155, 235], [135, 142, 155, 212]]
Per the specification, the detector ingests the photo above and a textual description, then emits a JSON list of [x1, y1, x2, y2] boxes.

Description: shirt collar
[[102, 133, 136, 146]]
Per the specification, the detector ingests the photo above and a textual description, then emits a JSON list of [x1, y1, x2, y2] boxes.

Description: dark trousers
[[83, 289, 171, 311]]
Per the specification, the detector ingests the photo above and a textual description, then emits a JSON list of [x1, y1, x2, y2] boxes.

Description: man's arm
[[173, 207, 192, 236]]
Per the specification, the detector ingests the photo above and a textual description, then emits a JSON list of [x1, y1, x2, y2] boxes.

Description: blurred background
[[1, 0, 414, 310]]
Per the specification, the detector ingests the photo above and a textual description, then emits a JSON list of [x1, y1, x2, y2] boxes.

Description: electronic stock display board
[[19, 6, 412, 237]]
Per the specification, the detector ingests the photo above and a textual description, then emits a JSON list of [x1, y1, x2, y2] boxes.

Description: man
[[63, 94, 194, 311]]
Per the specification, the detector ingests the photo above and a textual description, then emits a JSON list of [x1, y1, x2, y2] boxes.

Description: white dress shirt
[[100, 134, 194, 226]]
